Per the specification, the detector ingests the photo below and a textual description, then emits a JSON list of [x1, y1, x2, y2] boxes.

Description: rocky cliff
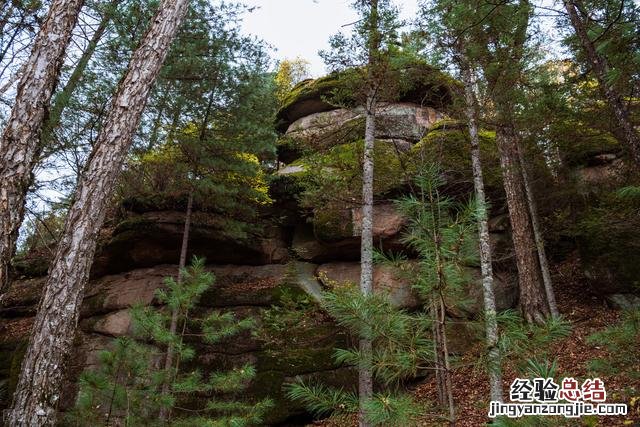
[[1, 65, 637, 425]]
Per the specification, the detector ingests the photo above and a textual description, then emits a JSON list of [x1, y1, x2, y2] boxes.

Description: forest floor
[[311, 253, 640, 427]]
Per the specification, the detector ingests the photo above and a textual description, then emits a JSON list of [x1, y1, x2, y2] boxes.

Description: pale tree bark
[[6, 0, 190, 424], [564, 0, 640, 166], [358, 1, 380, 426], [496, 122, 550, 325], [517, 145, 560, 318], [0, 0, 84, 293], [460, 62, 504, 402], [158, 88, 215, 422], [359, 91, 375, 427]]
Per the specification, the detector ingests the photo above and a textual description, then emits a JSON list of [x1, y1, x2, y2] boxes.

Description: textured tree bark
[[460, 63, 504, 402], [517, 145, 560, 318], [0, 0, 84, 293], [359, 91, 375, 427], [564, 0, 640, 166], [6, 0, 190, 424], [358, 1, 380, 425], [495, 122, 550, 324]]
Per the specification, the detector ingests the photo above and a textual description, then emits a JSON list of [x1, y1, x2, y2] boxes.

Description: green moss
[[561, 129, 621, 167], [412, 123, 503, 191], [257, 346, 337, 374], [276, 60, 459, 131], [293, 139, 408, 240]]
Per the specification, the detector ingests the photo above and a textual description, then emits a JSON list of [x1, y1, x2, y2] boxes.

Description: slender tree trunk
[[158, 190, 193, 423], [495, 122, 550, 324], [438, 296, 455, 426], [517, 145, 560, 318], [359, 91, 375, 427], [564, 0, 640, 166], [0, 0, 84, 293], [460, 62, 504, 402], [358, 1, 380, 425], [6, 1, 190, 424]]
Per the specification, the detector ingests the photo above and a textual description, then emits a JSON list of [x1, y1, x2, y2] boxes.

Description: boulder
[[81, 310, 133, 337], [352, 203, 406, 239], [314, 203, 406, 244], [605, 294, 640, 310], [276, 62, 457, 131], [0, 277, 45, 317], [450, 269, 518, 318], [285, 103, 444, 151], [576, 154, 626, 191], [82, 266, 176, 317], [317, 262, 420, 309], [91, 211, 289, 277]]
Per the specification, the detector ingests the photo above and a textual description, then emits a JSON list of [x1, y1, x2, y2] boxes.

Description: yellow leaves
[[275, 57, 311, 105]]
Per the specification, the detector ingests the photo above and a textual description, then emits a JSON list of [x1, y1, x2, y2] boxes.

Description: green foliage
[[412, 121, 503, 191], [394, 165, 479, 304], [587, 309, 640, 378], [286, 381, 358, 417], [117, 0, 277, 242], [490, 310, 571, 373], [66, 337, 167, 426], [69, 258, 272, 426], [561, 0, 640, 99], [573, 185, 640, 293], [285, 280, 428, 425], [274, 57, 312, 106], [259, 286, 321, 350], [294, 139, 407, 240]]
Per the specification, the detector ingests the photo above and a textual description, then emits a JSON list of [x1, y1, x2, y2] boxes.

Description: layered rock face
[[0, 69, 520, 424]]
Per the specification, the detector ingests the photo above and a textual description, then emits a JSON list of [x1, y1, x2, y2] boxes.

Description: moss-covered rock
[[575, 191, 640, 295], [411, 119, 503, 193], [281, 103, 445, 160], [276, 61, 459, 132]]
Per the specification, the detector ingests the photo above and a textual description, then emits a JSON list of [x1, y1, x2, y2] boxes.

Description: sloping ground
[[310, 253, 640, 426]]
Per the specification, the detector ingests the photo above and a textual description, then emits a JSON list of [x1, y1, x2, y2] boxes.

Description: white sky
[[242, 0, 420, 77]]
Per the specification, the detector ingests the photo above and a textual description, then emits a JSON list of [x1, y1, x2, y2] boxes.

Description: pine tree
[[319, 2, 402, 423], [286, 283, 427, 426], [563, 0, 640, 166], [424, 0, 556, 324], [7, 1, 190, 424], [289, 165, 483, 425], [394, 165, 481, 425], [67, 258, 272, 426]]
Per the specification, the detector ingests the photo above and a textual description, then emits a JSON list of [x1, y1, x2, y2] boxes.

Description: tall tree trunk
[[517, 145, 560, 318], [460, 62, 504, 402], [564, 0, 640, 166], [0, 0, 84, 293], [359, 91, 375, 427], [358, 1, 380, 426], [6, 1, 190, 424], [158, 190, 193, 423], [496, 122, 550, 324]]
